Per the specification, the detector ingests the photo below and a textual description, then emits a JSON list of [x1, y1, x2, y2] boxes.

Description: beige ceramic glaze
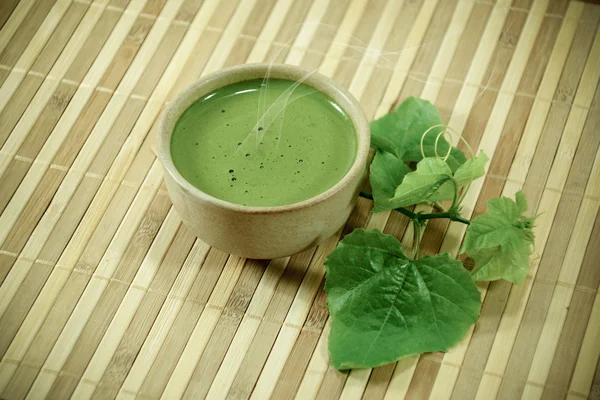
[[157, 63, 370, 259]]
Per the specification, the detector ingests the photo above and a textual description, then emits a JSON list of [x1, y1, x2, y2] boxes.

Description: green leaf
[[515, 190, 528, 213], [370, 97, 440, 159], [470, 244, 531, 284], [325, 229, 481, 370], [462, 194, 533, 253], [461, 191, 536, 284], [370, 151, 412, 212], [453, 151, 489, 187], [370, 133, 401, 159], [387, 157, 455, 209], [411, 143, 467, 174], [369, 150, 489, 211], [370, 97, 467, 171]]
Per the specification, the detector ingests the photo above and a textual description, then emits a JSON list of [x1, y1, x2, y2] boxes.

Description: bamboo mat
[[0, 0, 599, 399]]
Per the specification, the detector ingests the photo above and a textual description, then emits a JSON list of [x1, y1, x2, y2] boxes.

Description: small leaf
[[325, 229, 481, 370], [462, 194, 533, 254], [370, 97, 467, 171], [410, 145, 467, 174], [515, 190, 528, 213], [470, 244, 531, 284], [462, 191, 536, 284], [453, 151, 489, 187], [369, 150, 489, 211], [370, 151, 412, 212], [388, 158, 455, 208]]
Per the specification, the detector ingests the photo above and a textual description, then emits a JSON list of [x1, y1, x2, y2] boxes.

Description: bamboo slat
[[1, 0, 599, 399]]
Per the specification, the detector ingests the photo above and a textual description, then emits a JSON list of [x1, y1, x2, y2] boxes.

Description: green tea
[[170, 78, 357, 207]]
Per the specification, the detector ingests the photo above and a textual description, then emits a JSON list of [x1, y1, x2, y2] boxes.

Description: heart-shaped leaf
[[325, 229, 481, 369]]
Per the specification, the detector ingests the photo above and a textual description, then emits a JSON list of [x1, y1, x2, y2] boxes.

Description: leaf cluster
[[323, 97, 538, 370]]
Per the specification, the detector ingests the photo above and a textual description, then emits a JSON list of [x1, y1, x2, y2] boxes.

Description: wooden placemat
[[0, 0, 599, 399]]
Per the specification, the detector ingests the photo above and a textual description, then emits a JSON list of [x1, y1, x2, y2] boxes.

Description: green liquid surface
[[170, 78, 357, 207]]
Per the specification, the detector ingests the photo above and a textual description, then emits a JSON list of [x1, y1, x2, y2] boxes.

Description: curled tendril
[[420, 124, 476, 161], [434, 130, 452, 160], [420, 125, 477, 207]]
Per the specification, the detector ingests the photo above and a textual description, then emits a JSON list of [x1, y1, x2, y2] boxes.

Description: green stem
[[412, 221, 422, 259], [358, 192, 470, 225], [396, 207, 419, 220], [432, 201, 445, 212], [419, 212, 471, 225], [451, 179, 459, 209]]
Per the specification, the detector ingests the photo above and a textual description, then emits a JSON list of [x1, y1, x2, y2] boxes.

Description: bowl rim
[[157, 63, 370, 215]]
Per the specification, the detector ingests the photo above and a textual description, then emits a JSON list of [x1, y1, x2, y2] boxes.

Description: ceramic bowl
[[157, 63, 370, 259]]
